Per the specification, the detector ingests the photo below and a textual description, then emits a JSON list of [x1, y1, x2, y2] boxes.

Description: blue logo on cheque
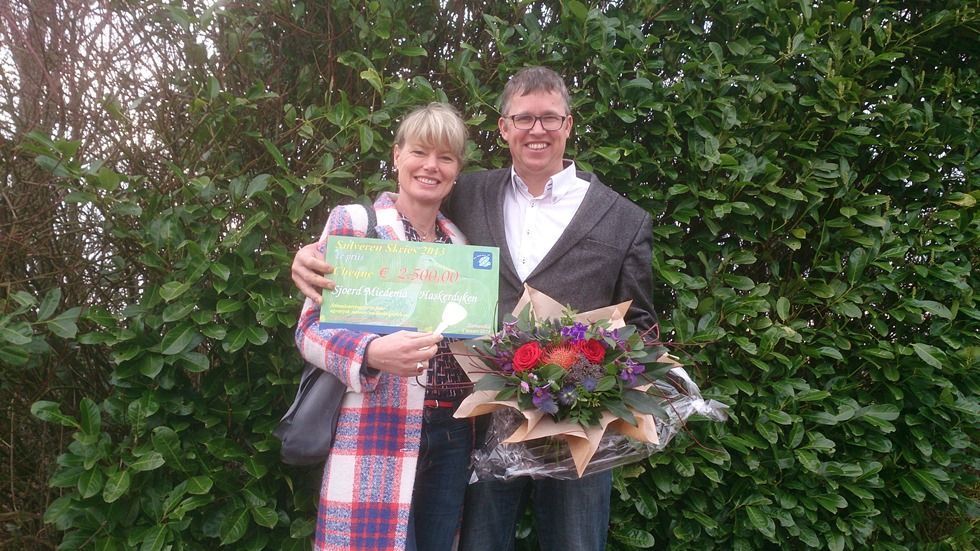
[[473, 252, 493, 270]]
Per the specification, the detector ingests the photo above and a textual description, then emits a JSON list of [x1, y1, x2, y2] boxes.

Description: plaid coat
[[295, 192, 466, 551]]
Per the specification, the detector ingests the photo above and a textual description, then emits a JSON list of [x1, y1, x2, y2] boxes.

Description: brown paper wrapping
[[453, 285, 679, 477]]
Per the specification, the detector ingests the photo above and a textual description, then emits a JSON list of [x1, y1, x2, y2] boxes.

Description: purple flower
[[619, 359, 645, 385], [494, 350, 514, 374], [520, 381, 530, 393], [532, 386, 558, 414], [489, 332, 506, 347], [557, 385, 578, 406], [602, 327, 628, 350], [580, 376, 598, 392], [560, 322, 588, 343], [502, 319, 519, 335], [626, 358, 645, 376]]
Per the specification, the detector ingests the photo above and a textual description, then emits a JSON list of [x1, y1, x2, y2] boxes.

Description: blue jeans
[[406, 407, 474, 551], [458, 470, 613, 551]]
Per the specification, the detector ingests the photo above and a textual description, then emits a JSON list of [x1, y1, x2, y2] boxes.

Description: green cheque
[[320, 236, 500, 337]]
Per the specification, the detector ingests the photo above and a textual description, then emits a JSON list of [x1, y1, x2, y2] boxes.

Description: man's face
[[498, 90, 572, 184]]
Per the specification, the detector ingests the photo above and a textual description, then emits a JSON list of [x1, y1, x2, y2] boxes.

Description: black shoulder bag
[[274, 201, 377, 465]]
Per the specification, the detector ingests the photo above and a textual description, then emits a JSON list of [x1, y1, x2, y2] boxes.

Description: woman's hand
[[365, 331, 444, 377], [292, 242, 334, 303]]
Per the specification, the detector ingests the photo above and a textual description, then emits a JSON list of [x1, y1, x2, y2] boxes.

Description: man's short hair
[[499, 66, 571, 116], [394, 102, 468, 164]]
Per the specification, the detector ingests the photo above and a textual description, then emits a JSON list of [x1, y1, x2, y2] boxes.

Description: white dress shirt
[[503, 161, 591, 281]]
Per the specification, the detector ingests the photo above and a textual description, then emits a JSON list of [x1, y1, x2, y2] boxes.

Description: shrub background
[[1, 1, 976, 549]]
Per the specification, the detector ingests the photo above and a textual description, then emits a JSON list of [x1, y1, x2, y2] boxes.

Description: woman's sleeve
[[294, 205, 382, 393]]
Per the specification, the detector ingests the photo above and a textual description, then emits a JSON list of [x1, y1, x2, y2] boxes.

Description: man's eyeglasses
[[505, 114, 568, 131]]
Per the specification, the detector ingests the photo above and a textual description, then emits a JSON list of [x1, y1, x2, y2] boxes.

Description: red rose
[[577, 339, 606, 363], [512, 341, 544, 372]]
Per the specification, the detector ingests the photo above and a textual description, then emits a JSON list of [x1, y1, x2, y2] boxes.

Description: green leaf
[[77, 467, 105, 498], [47, 307, 81, 338], [290, 518, 315, 538], [0, 325, 33, 346], [855, 214, 888, 228], [359, 125, 374, 153], [251, 506, 279, 528], [474, 374, 509, 391], [210, 262, 231, 281], [186, 475, 214, 495], [846, 248, 868, 283], [565, 0, 588, 20], [605, 399, 637, 426], [360, 69, 383, 93], [102, 469, 131, 503], [623, 389, 667, 417], [160, 323, 199, 355], [398, 46, 428, 57], [776, 297, 790, 321], [245, 174, 271, 198], [594, 375, 617, 392], [152, 427, 188, 473], [809, 282, 835, 299], [31, 401, 80, 428], [817, 346, 843, 361], [139, 525, 169, 551], [745, 506, 775, 538], [909, 299, 953, 320], [243, 325, 269, 346], [612, 527, 655, 548], [812, 493, 847, 512], [162, 302, 195, 323], [79, 398, 101, 436], [170, 495, 213, 520], [159, 281, 192, 302], [899, 475, 926, 502], [38, 287, 62, 320], [130, 451, 166, 472], [219, 506, 249, 545], [138, 355, 165, 379], [858, 404, 899, 421], [217, 298, 243, 314], [911, 343, 944, 369], [181, 351, 210, 373], [912, 469, 949, 503], [260, 139, 286, 169]]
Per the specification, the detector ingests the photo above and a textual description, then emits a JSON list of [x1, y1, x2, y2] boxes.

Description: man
[[292, 66, 658, 551]]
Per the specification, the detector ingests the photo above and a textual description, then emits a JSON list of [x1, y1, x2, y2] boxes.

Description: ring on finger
[[416, 361, 425, 374]]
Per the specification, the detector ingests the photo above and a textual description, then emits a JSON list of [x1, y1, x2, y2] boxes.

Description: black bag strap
[[360, 196, 378, 239]]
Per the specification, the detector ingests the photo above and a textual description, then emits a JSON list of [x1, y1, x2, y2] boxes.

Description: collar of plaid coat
[[296, 191, 467, 550]]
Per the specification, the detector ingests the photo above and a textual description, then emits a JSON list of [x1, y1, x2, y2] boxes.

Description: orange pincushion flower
[[543, 344, 581, 370]]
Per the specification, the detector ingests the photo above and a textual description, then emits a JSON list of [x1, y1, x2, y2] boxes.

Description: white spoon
[[433, 302, 467, 335]]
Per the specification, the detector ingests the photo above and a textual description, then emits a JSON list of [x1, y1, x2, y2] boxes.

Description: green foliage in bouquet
[[470, 306, 672, 428]]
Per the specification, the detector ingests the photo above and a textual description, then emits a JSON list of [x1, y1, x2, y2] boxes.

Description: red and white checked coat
[[295, 192, 466, 550]]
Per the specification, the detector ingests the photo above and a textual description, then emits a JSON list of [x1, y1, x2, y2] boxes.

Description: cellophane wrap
[[469, 366, 728, 481]]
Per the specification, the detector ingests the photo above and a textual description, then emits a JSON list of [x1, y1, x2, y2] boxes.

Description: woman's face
[[393, 139, 461, 206]]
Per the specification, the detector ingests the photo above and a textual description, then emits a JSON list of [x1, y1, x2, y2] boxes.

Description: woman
[[295, 103, 474, 551]]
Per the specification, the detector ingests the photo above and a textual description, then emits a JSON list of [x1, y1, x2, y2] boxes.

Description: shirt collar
[[510, 160, 578, 202]]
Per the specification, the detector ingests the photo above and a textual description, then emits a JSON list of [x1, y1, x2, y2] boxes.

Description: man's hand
[[365, 331, 444, 377], [292, 242, 335, 303]]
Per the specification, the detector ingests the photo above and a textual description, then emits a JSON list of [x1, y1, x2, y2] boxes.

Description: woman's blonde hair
[[394, 102, 468, 164]]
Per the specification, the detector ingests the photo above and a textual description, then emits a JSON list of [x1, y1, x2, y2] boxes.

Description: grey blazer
[[443, 167, 658, 332]]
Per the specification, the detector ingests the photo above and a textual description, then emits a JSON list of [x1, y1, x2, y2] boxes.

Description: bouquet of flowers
[[452, 286, 727, 480]]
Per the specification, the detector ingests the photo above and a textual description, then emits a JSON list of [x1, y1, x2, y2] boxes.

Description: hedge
[[2, 0, 976, 548]]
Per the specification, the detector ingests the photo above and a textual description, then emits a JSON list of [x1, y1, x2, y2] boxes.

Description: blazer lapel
[[486, 172, 520, 282], [527, 175, 615, 279]]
